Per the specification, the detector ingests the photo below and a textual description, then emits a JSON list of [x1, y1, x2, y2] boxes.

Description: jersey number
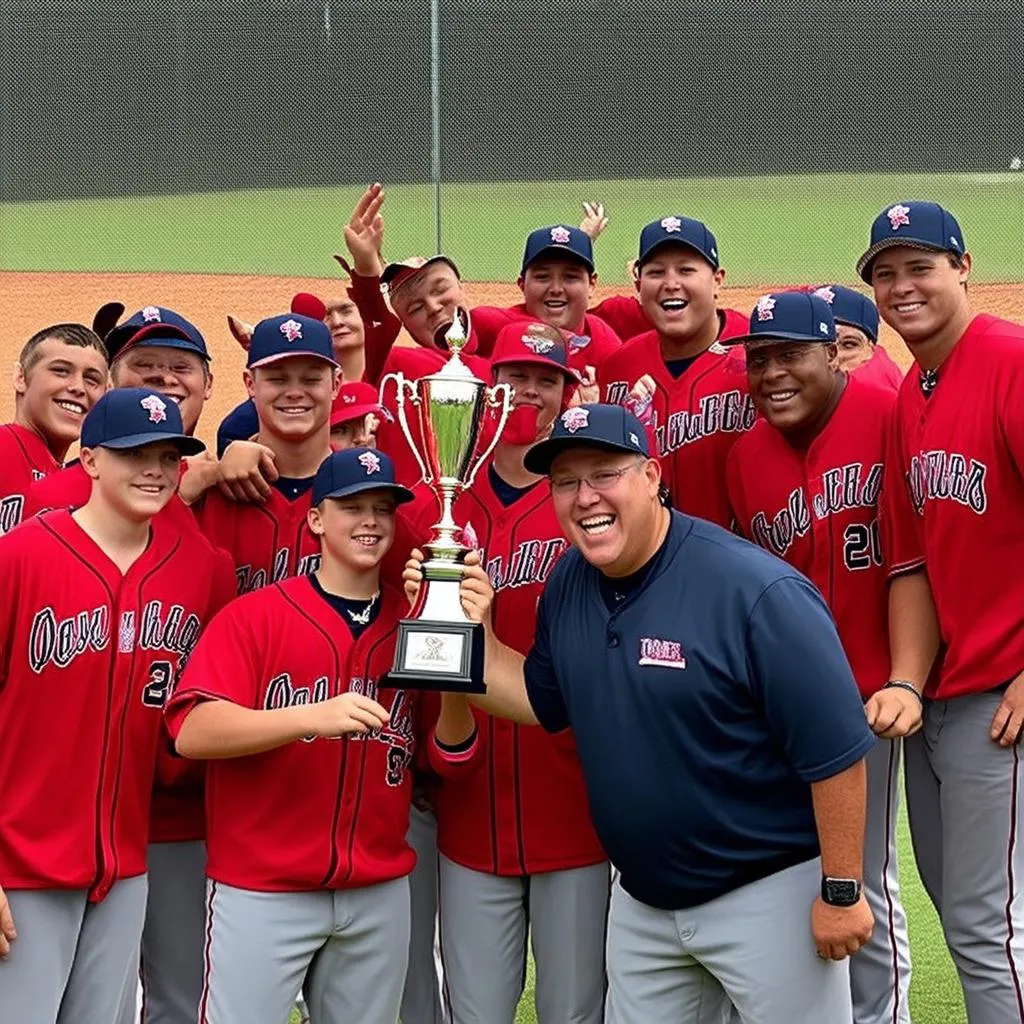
[[142, 660, 174, 708], [843, 522, 882, 571]]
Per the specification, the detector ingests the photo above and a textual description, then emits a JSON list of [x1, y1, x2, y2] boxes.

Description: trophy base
[[386, 618, 486, 694]]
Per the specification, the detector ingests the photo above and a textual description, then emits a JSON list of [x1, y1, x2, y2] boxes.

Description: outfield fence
[[0, 0, 1021, 278]]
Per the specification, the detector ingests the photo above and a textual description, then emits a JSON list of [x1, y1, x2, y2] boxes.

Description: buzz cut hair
[[19, 323, 108, 373]]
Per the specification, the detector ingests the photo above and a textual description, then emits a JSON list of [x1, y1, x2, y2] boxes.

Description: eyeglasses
[[550, 460, 643, 497]]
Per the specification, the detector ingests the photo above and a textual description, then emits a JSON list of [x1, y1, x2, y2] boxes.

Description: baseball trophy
[[380, 310, 512, 692]]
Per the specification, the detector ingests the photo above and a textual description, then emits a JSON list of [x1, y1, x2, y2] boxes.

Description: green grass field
[[2, 172, 1022, 285], [284, 808, 965, 1024]]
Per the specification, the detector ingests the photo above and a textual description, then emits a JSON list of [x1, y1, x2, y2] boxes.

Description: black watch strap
[[821, 876, 862, 907]]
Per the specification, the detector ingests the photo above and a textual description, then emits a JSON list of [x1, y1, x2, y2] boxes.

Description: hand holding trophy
[[380, 310, 512, 692]]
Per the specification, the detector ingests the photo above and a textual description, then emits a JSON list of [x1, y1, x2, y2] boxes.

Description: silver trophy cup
[[380, 311, 512, 692]]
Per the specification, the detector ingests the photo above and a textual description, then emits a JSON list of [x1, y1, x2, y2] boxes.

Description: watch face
[[823, 878, 860, 907]]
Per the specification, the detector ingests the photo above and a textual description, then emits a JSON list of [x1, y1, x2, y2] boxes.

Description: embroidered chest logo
[[907, 450, 988, 515], [638, 637, 687, 670], [486, 537, 567, 591]]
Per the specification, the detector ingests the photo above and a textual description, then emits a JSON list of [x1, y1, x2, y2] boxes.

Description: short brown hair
[[19, 323, 108, 373]]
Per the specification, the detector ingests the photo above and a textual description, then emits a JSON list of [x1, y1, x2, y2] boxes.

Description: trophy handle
[[379, 372, 432, 484], [465, 382, 514, 488]]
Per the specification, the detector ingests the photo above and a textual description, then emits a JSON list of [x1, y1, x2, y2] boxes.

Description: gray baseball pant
[[199, 876, 410, 1024], [905, 690, 1024, 1023], [604, 857, 853, 1024], [401, 804, 448, 1024], [0, 875, 148, 1024], [438, 854, 609, 1023], [117, 840, 208, 1024]]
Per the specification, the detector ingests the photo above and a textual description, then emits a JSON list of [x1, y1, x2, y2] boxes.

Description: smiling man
[[725, 290, 932, 1024], [0, 322, 108, 535], [596, 217, 752, 526], [406, 402, 878, 1024], [861, 201, 1024, 1024], [195, 313, 340, 593]]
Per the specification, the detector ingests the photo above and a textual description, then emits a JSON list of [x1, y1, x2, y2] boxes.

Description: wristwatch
[[821, 876, 862, 907]]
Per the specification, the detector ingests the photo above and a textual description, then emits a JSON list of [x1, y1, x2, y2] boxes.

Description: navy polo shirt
[[524, 510, 875, 911]]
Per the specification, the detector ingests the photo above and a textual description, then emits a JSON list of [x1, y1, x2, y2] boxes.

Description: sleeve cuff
[[432, 729, 479, 763]]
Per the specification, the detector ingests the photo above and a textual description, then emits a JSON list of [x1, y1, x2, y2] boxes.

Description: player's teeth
[[56, 401, 85, 414]]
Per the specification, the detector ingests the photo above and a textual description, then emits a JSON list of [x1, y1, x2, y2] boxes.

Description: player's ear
[[824, 343, 840, 371], [643, 455, 662, 494], [713, 266, 726, 300], [331, 369, 342, 400], [630, 260, 641, 294], [243, 369, 256, 400], [306, 504, 325, 537], [956, 252, 972, 288], [79, 446, 100, 480], [203, 367, 214, 401], [12, 359, 27, 397], [516, 275, 526, 294]]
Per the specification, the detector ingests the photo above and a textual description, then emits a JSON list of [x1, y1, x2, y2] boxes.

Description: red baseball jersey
[[471, 305, 622, 373], [166, 577, 431, 891], [598, 316, 753, 527], [727, 376, 897, 699], [854, 346, 904, 392], [26, 460, 199, 534], [591, 294, 651, 342], [195, 486, 322, 594], [342, 269, 403, 387], [0, 510, 230, 900], [883, 314, 1024, 700], [411, 465, 605, 875], [0, 422, 61, 536]]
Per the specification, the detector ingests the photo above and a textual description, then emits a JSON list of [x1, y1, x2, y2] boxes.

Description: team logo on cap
[[142, 305, 161, 323], [280, 318, 303, 343], [660, 216, 682, 233], [358, 451, 381, 475], [522, 334, 555, 354], [815, 286, 835, 304], [561, 408, 589, 434], [140, 394, 167, 424], [343, 393, 356, 404], [887, 204, 911, 230], [755, 295, 776, 322], [550, 226, 572, 244]]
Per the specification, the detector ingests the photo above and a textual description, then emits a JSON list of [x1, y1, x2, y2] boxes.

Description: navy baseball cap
[[312, 447, 415, 506], [247, 313, 339, 370], [524, 403, 649, 475], [521, 225, 595, 274], [856, 201, 966, 283], [813, 285, 879, 343], [725, 291, 836, 347], [636, 216, 719, 271], [104, 306, 210, 363], [80, 387, 205, 455]]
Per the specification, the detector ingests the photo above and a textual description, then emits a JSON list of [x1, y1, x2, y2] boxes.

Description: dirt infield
[[2, 271, 1022, 446]]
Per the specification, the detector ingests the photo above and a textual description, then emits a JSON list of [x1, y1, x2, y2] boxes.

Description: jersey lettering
[[655, 391, 756, 456], [0, 495, 25, 535], [28, 605, 110, 673], [486, 538, 567, 591], [263, 672, 331, 710], [812, 462, 883, 517], [348, 680, 415, 787], [138, 600, 203, 659], [236, 548, 322, 593], [606, 381, 628, 405], [907, 450, 988, 515], [750, 487, 811, 557]]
